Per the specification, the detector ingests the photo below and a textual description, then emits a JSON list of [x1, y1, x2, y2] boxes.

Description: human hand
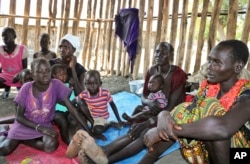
[[157, 111, 178, 141], [144, 127, 162, 152], [69, 56, 77, 69], [148, 100, 161, 115], [69, 78, 75, 88], [128, 121, 147, 140], [39, 126, 58, 138]]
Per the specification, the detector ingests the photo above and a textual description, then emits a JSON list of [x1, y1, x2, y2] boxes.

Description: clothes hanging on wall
[[115, 8, 139, 74]]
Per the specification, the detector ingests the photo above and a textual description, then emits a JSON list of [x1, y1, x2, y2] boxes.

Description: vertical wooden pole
[[160, 0, 169, 41], [105, 0, 115, 74], [133, 0, 138, 7], [120, 0, 128, 77], [110, 0, 121, 75], [132, 0, 145, 79], [62, 0, 71, 36], [86, 0, 97, 69], [144, 0, 154, 77], [184, 0, 198, 72], [82, 0, 92, 67], [8, 0, 16, 27], [116, 0, 125, 76], [170, 0, 179, 50], [241, 0, 250, 43], [94, 0, 104, 70], [176, 0, 188, 68], [72, 0, 84, 35], [21, 0, 30, 45], [34, 0, 42, 52], [47, 0, 57, 36], [47, 0, 52, 34], [243, 1, 250, 69], [101, 0, 111, 72], [128, 0, 132, 8], [226, 0, 238, 39], [194, 0, 209, 73], [154, 0, 164, 48], [55, 0, 65, 54], [207, 0, 223, 53]]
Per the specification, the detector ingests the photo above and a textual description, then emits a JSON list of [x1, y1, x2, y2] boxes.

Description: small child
[[51, 64, 74, 103], [122, 74, 167, 123], [76, 70, 123, 140]]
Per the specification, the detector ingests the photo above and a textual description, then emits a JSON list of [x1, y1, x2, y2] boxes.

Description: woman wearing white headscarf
[[50, 34, 86, 91], [50, 34, 88, 145]]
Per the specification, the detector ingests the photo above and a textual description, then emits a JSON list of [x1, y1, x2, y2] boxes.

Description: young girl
[[0, 58, 88, 155], [33, 33, 57, 60], [0, 27, 29, 99], [50, 34, 87, 144], [122, 74, 167, 123]]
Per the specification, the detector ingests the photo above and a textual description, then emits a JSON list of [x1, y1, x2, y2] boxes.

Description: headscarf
[[60, 34, 80, 49]]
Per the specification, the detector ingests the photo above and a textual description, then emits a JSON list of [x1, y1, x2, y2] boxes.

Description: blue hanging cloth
[[115, 8, 139, 74]]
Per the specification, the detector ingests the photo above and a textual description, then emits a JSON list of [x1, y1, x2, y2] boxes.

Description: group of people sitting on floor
[[0, 26, 250, 164]]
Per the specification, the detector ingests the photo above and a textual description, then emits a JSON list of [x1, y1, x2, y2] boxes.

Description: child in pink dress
[[0, 27, 29, 99]]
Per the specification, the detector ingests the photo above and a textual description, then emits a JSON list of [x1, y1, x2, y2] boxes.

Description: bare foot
[[66, 130, 88, 158], [81, 134, 108, 164], [78, 148, 96, 164], [78, 149, 88, 164]]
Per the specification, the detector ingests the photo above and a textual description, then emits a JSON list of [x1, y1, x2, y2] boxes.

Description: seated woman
[[143, 39, 250, 164], [50, 34, 87, 145], [65, 42, 187, 163], [0, 27, 29, 99]]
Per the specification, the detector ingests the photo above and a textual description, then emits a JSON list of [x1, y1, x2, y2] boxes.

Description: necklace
[[162, 65, 172, 79], [199, 79, 249, 111]]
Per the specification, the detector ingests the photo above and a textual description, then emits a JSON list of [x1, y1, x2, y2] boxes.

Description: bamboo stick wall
[[0, 0, 250, 79]]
